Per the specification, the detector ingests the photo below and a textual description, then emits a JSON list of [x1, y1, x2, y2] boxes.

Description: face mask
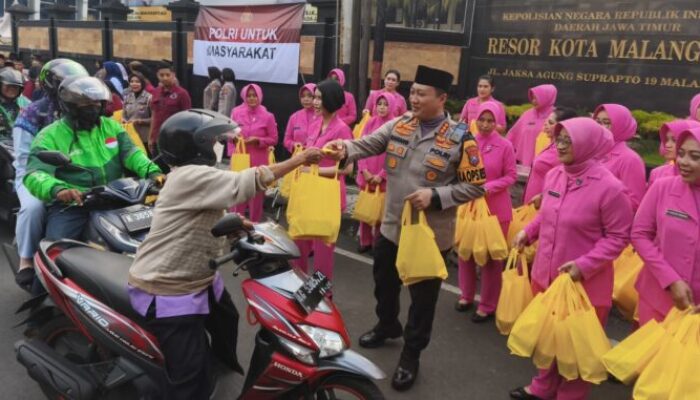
[[75, 105, 102, 130]]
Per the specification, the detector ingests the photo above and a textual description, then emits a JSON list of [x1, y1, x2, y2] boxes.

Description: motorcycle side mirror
[[211, 213, 245, 237], [37, 151, 71, 167]]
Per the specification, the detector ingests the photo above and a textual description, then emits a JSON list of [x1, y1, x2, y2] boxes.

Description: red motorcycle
[[14, 214, 386, 399]]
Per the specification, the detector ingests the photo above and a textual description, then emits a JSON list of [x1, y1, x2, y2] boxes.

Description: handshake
[[290, 140, 347, 166]]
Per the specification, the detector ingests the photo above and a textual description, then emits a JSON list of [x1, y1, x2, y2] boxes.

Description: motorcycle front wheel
[[311, 374, 385, 400]]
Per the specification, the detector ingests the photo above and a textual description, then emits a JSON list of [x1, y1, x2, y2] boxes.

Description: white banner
[[193, 4, 305, 85], [193, 41, 300, 84]]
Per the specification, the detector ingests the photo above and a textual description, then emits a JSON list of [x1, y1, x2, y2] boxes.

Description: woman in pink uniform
[[522, 107, 578, 207], [506, 84, 557, 167], [632, 127, 700, 324], [459, 75, 506, 133], [456, 102, 517, 322], [229, 83, 279, 222], [593, 104, 646, 210], [283, 83, 318, 153], [355, 93, 397, 253], [648, 120, 700, 188], [364, 69, 408, 117], [690, 93, 700, 122], [511, 117, 633, 400], [299, 79, 353, 280], [328, 68, 357, 126]]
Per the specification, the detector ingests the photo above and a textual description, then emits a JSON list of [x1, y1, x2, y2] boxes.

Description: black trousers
[[372, 235, 443, 361], [146, 288, 243, 400]]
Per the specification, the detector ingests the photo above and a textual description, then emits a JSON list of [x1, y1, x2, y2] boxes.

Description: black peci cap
[[414, 65, 453, 92]]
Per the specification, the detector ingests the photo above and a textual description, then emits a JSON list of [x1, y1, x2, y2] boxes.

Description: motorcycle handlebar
[[209, 251, 237, 270]]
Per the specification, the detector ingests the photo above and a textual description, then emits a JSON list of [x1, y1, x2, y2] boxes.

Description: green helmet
[[39, 58, 89, 98]]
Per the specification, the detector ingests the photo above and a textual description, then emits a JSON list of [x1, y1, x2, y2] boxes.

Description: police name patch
[[665, 209, 690, 220]]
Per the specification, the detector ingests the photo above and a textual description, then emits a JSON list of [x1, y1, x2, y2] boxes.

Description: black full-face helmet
[[58, 76, 111, 131], [158, 109, 239, 167], [0, 67, 24, 101], [39, 58, 89, 99]]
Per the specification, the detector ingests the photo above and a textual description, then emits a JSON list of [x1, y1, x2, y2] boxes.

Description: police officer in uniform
[[326, 65, 485, 391]]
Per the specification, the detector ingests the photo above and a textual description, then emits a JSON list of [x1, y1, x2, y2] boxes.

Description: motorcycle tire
[[35, 314, 139, 400], [311, 373, 385, 400]]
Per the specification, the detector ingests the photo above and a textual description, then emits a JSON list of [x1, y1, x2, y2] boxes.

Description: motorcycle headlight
[[298, 325, 346, 358], [277, 336, 316, 365]]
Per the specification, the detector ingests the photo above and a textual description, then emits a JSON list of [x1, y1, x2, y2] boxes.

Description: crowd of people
[[3, 53, 700, 399]]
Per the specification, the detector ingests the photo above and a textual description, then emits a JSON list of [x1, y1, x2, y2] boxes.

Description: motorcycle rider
[[0, 67, 29, 139], [23, 76, 162, 245], [127, 109, 322, 399], [12, 59, 89, 290]]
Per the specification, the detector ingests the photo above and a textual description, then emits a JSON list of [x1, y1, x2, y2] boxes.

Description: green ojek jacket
[[24, 116, 162, 202]]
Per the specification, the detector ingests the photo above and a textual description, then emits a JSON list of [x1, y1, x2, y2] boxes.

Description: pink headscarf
[[363, 93, 398, 135], [658, 119, 700, 155], [554, 117, 614, 176], [329, 68, 346, 87], [299, 83, 316, 101], [593, 104, 637, 144], [476, 101, 506, 135], [232, 83, 269, 124], [689, 94, 700, 121], [528, 84, 557, 114]]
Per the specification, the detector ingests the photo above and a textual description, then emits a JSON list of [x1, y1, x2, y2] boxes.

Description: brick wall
[[370, 41, 462, 84], [300, 35, 315, 75], [18, 27, 49, 50], [114, 30, 172, 61], [57, 28, 102, 55]]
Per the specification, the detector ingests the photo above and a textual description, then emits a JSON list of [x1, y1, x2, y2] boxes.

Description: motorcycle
[[2, 150, 158, 274], [0, 136, 18, 229], [14, 213, 386, 399]]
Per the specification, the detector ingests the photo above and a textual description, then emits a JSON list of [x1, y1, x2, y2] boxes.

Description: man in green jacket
[[24, 75, 161, 241]]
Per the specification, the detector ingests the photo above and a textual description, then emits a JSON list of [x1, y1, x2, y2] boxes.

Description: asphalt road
[[0, 216, 634, 400]]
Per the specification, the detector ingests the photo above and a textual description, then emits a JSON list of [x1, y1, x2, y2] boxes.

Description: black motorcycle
[[0, 136, 18, 228], [2, 151, 158, 275]]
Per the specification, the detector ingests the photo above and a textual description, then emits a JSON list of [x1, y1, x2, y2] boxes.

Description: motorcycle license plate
[[294, 271, 332, 314], [119, 209, 153, 233]]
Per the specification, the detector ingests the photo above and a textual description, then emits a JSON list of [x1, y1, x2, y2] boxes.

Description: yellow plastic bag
[[613, 245, 643, 321], [534, 131, 550, 156], [280, 144, 303, 199], [566, 282, 612, 384], [496, 249, 534, 335], [454, 204, 469, 245], [602, 319, 667, 384], [668, 318, 700, 399], [507, 204, 538, 245], [352, 111, 371, 139], [554, 316, 579, 381], [352, 186, 385, 226], [396, 202, 448, 285], [230, 140, 251, 172], [287, 165, 341, 243], [485, 215, 508, 261], [267, 149, 278, 188], [632, 316, 698, 400], [507, 276, 568, 358]]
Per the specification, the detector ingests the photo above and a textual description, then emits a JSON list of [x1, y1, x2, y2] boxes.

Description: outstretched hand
[[322, 140, 347, 161]]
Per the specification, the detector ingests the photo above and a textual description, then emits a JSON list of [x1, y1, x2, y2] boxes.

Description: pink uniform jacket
[[690, 93, 700, 121], [459, 96, 506, 127], [507, 84, 557, 167], [364, 89, 408, 117], [524, 118, 633, 307], [306, 115, 353, 210], [356, 94, 398, 191], [594, 104, 646, 210], [328, 69, 357, 126], [633, 127, 700, 316], [523, 143, 559, 204], [283, 83, 318, 153], [228, 84, 279, 166], [476, 102, 517, 223]]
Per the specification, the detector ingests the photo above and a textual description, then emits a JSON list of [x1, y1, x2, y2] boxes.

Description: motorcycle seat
[[55, 246, 146, 324]]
